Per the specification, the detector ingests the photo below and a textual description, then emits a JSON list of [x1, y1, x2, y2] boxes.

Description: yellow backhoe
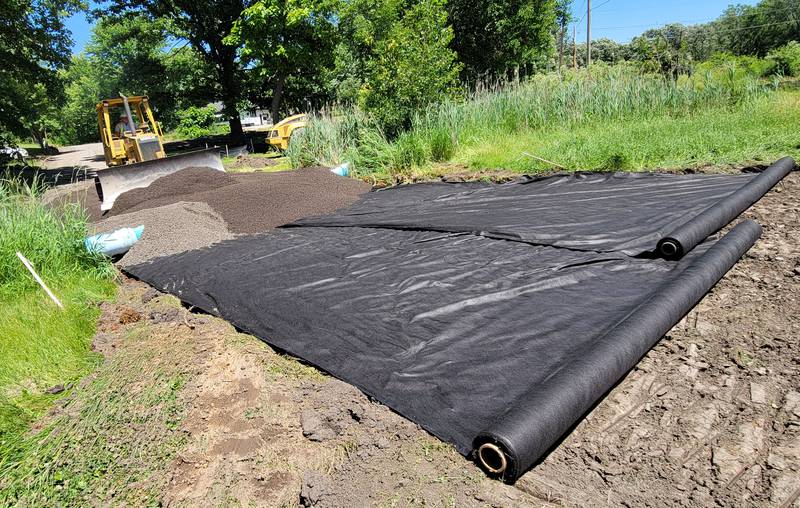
[[266, 113, 307, 150], [95, 95, 224, 211]]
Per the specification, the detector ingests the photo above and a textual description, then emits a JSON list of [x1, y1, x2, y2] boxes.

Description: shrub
[[392, 132, 429, 172], [695, 52, 775, 80], [767, 41, 800, 77], [175, 105, 218, 138], [336, 0, 461, 137]]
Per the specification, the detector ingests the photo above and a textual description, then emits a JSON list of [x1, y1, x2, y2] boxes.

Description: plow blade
[[96, 148, 224, 211]]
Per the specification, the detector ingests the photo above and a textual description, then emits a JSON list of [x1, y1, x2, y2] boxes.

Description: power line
[[575, 0, 588, 24], [596, 18, 797, 32], [591, 0, 611, 12]]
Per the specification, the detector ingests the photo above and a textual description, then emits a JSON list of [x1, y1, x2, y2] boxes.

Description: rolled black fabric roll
[[657, 157, 795, 258], [473, 219, 762, 483]]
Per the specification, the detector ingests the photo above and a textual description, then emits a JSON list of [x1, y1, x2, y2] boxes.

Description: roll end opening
[[477, 442, 508, 475], [658, 238, 682, 259]]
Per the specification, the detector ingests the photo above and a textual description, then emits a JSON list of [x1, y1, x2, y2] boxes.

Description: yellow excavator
[[95, 94, 224, 211]]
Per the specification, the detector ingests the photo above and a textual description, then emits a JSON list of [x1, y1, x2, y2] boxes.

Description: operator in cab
[[114, 115, 131, 138]]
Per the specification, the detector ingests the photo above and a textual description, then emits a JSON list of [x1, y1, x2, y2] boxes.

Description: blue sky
[[64, 0, 760, 54], [570, 0, 759, 42]]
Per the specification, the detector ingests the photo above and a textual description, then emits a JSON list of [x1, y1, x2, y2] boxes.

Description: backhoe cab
[[97, 95, 165, 166]]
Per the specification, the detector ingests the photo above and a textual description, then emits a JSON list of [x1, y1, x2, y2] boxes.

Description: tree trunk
[[217, 50, 244, 141], [270, 73, 286, 123], [227, 111, 243, 140], [30, 127, 48, 150]]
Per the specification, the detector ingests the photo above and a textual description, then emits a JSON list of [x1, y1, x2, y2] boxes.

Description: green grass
[[459, 90, 800, 171], [289, 66, 797, 178], [0, 178, 116, 465], [0, 279, 115, 435], [222, 152, 293, 173], [0, 324, 188, 506]]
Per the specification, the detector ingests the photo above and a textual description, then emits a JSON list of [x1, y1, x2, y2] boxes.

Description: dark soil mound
[[109, 167, 238, 217], [108, 166, 370, 234]]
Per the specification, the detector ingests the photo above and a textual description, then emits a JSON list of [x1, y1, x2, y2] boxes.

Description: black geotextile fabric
[[125, 159, 794, 482], [290, 157, 795, 257]]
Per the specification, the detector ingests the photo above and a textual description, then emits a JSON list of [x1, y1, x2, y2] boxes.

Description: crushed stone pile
[[46, 166, 371, 265], [93, 202, 234, 267], [109, 167, 239, 216], [107, 166, 371, 234]]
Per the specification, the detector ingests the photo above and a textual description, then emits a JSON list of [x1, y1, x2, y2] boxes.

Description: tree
[[106, 0, 256, 138], [713, 0, 800, 57], [590, 38, 629, 64], [0, 0, 82, 148], [447, 0, 557, 81], [555, 0, 572, 69], [333, 0, 461, 136], [227, 0, 339, 121], [630, 24, 694, 79], [59, 15, 216, 144]]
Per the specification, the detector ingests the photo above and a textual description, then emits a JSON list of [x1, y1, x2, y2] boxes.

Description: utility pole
[[573, 25, 577, 70], [586, 0, 592, 69]]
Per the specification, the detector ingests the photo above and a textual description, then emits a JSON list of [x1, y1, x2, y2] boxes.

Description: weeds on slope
[[0, 323, 187, 506], [289, 65, 777, 179], [0, 177, 115, 461]]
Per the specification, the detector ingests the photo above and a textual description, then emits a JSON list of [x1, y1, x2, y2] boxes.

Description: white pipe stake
[[522, 152, 567, 170], [16, 252, 64, 309]]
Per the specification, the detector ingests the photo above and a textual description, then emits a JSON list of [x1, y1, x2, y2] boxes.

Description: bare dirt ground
[[34, 171, 800, 507]]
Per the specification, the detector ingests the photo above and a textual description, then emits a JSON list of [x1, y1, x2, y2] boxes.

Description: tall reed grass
[[288, 65, 773, 177]]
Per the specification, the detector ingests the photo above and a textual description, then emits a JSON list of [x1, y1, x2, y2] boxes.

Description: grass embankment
[[0, 318, 188, 505], [289, 66, 800, 179], [0, 180, 115, 464], [463, 90, 800, 171]]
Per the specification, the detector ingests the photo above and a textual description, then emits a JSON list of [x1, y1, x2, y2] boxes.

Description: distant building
[[209, 102, 273, 127], [241, 108, 272, 127]]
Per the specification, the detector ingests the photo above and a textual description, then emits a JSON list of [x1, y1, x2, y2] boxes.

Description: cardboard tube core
[[478, 443, 508, 474], [659, 239, 680, 258]]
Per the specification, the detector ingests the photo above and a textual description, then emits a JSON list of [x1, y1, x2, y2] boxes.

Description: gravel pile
[[110, 167, 238, 216], [46, 166, 370, 265], [108, 166, 370, 234], [92, 201, 234, 267]]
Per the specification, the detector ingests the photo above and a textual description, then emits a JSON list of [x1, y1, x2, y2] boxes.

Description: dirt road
[[41, 143, 106, 173], [22, 171, 799, 507]]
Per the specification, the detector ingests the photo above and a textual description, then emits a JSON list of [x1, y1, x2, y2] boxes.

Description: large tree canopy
[[0, 0, 82, 146], [59, 15, 214, 144], [106, 0, 255, 138], [447, 0, 557, 80], [714, 0, 800, 57], [227, 0, 339, 121]]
